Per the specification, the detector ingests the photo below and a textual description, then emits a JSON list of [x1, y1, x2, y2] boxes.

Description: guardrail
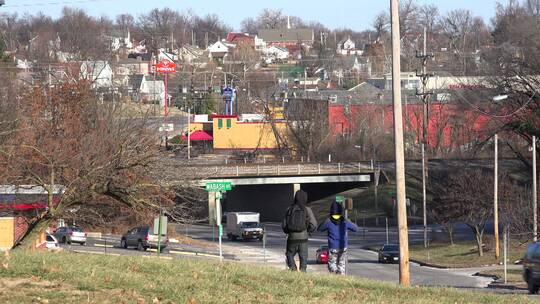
[[186, 162, 375, 178]]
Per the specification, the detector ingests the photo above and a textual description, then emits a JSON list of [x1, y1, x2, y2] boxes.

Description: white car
[[45, 233, 59, 249]]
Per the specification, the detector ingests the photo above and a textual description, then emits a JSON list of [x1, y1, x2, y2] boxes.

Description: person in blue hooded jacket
[[318, 200, 358, 274]]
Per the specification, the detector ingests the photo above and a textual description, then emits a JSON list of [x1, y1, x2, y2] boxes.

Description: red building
[[226, 33, 255, 46], [328, 102, 492, 149]]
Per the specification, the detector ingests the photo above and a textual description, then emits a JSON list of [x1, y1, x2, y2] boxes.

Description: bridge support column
[[208, 192, 216, 226]]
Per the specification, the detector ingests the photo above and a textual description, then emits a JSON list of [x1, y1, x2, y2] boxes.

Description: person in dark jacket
[[318, 200, 358, 274], [282, 190, 317, 272]]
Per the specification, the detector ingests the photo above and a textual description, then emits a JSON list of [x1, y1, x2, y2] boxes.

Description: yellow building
[[212, 115, 288, 152]]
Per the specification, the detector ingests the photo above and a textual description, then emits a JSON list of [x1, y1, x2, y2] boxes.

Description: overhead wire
[[3, 0, 118, 8]]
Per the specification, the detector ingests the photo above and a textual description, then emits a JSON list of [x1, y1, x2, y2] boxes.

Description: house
[[254, 35, 266, 51], [263, 45, 289, 63], [158, 48, 178, 61], [139, 75, 166, 104], [208, 41, 236, 61], [178, 45, 204, 63], [257, 28, 314, 50], [80, 61, 113, 89], [226, 33, 255, 46], [336, 37, 363, 56], [110, 30, 133, 52], [114, 59, 151, 76]]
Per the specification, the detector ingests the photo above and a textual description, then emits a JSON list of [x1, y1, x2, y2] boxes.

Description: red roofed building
[[226, 33, 255, 46]]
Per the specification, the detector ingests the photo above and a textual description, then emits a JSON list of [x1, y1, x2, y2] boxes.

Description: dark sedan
[[378, 244, 399, 263]]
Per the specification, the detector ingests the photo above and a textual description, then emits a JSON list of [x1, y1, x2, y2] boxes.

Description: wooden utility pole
[[494, 133, 500, 259], [390, 0, 410, 286], [534, 135, 537, 242], [416, 27, 433, 248]]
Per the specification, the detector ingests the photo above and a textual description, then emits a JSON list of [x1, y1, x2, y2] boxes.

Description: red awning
[[182, 130, 213, 141], [0, 203, 47, 210]]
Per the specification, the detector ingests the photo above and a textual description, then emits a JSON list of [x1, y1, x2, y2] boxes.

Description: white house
[[254, 35, 266, 51], [264, 45, 289, 62], [208, 41, 235, 59], [337, 37, 363, 56], [178, 45, 204, 63], [158, 48, 178, 61], [80, 61, 113, 88], [139, 75, 167, 104], [111, 30, 133, 52]]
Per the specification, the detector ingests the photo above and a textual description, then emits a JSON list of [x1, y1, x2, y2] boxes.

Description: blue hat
[[330, 201, 343, 216]]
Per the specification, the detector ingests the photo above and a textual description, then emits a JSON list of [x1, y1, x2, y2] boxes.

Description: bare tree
[[436, 169, 493, 256], [0, 81, 167, 249]]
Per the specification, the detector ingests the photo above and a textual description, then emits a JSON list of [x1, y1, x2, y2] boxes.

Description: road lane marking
[[168, 250, 220, 258], [72, 250, 120, 256], [141, 255, 173, 260], [94, 243, 114, 248]]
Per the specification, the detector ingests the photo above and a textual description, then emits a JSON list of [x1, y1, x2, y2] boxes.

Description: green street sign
[[205, 182, 232, 192], [336, 195, 345, 203]]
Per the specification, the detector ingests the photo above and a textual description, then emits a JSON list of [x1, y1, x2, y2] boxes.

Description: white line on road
[[72, 250, 120, 256], [94, 243, 114, 248]]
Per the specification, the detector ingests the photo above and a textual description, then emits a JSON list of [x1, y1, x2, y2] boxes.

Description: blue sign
[[223, 87, 234, 98]]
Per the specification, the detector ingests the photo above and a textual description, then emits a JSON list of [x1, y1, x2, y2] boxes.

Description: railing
[[186, 162, 375, 178]]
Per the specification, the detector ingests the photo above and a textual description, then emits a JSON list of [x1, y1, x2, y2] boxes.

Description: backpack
[[285, 205, 307, 232]]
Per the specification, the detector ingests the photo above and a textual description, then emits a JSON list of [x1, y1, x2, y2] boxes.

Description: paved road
[[61, 223, 533, 294], [184, 223, 496, 289], [58, 234, 230, 261]]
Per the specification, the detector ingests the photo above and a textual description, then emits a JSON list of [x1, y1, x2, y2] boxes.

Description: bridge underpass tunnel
[[222, 181, 371, 222]]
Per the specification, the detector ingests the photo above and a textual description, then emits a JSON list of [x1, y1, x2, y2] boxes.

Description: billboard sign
[[155, 59, 177, 73]]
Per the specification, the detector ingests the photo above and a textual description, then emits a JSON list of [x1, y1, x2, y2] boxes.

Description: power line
[[3, 0, 117, 8]]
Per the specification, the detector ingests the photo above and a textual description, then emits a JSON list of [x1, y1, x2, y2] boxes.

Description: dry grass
[[0, 251, 534, 303], [409, 241, 525, 268]]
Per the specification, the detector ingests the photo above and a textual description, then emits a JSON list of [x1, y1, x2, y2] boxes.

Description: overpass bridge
[[180, 162, 381, 222]]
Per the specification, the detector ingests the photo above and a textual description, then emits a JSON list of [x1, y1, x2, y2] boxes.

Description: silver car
[[120, 226, 168, 251], [54, 226, 87, 245]]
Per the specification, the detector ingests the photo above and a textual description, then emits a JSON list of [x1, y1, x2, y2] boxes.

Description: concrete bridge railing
[[186, 162, 375, 179]]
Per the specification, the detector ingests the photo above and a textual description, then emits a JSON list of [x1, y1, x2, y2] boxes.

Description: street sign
[[155, 59, 177, 73], [222, 87, 234, 97], [336, 195, 345, 203], [205, 182, 232, 192], [153, 216, 167, 235]]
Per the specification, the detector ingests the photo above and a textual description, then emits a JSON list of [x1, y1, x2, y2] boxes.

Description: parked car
[[120, 226, 168, 252], [523, 242, 540, 294], [316, 245, 329, 264], [53, 226, 87, 245], [45, 233, 59, 249], [378, 244, 399, 263]]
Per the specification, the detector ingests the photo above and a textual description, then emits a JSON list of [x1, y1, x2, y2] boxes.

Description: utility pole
[[187, 107, 191, 160], [534, 135, 537, 242], [390, 0, 410, 286], [415, 27, 434, 249], [494, 133, 500, 259]]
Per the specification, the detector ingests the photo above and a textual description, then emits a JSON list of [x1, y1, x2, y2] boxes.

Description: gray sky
[[2, 0, 500, 31]]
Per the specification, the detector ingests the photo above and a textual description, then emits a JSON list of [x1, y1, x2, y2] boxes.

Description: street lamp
[[491, 94, 508, 260]]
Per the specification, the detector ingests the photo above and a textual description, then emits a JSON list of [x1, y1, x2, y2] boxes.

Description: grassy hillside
[[0, 251, 533, 304]]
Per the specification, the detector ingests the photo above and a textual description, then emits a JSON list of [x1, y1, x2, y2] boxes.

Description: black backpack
[[286, 205, 307, 232]]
